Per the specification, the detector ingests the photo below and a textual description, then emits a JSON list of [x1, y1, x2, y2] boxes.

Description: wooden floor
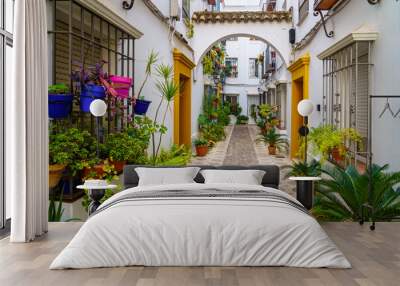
[[0, 222, 399, 286]]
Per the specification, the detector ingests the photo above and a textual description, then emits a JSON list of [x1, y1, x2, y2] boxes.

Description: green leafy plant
[[283, 160, 321, 177], [194, 138, 208, 147], [304, 125, 363, 161], [202, 55, 214, 75], [151, 144, 192, 166], [313, 164, 400, 222], [49, 128, 97, 175], [236, 115, 249, 125], [152, 64, 180, 161], [256, 129, 288, 151], [184, 18, 194, 39], [48, 83, 69, 94], [49, 184, 80, 222], [104, 132, 147, 163], [136, 50, 159, 100]]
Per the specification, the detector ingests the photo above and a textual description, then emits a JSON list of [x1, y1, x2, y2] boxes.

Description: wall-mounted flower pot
[[48, 94, 73, 119], [134, 99, 152, 115], [195, 145, 208, 157], [109, 75, 132, 99], [268, 145, 277, 155], [80, 84, 106, 113], [49, 164, 66, 189], [331, 147, 345, 162]]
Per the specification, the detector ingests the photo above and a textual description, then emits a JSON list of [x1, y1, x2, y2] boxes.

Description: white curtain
[[7, 0, 49, 242]]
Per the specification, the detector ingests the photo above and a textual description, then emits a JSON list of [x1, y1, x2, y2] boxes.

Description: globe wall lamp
[[297, 99, 314, 163], [90, 99, 107, 158]]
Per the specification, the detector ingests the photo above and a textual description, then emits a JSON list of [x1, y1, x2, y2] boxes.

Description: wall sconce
[[122, 0, 135, 10]]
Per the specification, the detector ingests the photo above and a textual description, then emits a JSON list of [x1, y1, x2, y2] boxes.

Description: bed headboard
[[123, 165, 280, 189]]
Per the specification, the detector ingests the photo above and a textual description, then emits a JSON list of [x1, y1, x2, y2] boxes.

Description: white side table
[[288, 177, 321, 210], [77, 184, 117, 215]]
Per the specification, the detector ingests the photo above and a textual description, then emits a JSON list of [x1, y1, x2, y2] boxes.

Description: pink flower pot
[[109, 75, 132, 99]]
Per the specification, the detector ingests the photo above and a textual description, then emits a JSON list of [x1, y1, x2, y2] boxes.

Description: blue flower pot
[[134, 99, 151, 115], [80, 84, 106, 113], [48, 93, 73, 119]]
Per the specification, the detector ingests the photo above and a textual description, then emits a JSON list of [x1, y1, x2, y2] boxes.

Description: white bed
[[50, 183, 351, 269]]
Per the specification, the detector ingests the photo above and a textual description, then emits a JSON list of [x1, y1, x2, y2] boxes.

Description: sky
[[224, 0, 261, 6]]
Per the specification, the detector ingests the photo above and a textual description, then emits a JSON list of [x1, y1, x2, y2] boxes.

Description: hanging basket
[[48, 93, 73, 119], [109, 75, 132, 99], [80, 84, 106, 113], [134, 99, 152, 115]]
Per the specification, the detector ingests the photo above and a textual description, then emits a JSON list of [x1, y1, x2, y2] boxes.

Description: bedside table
[[288, 177, 321, 210], [77, 184, 117, 215]]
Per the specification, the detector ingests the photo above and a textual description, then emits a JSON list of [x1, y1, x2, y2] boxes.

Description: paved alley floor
[[190, 124, 295, 197]]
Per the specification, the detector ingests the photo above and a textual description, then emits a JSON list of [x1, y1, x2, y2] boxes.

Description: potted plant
[[236, 115, 249, 125], [194, 138, 209, 157], [305, 125, 362, 163], [48, 84, 73, 119], [109, 75, 132, 99], [104, 132, 147, 173], [256, 128, 288, 155], [71, 61, 117, 113], [134, 51, 159, 115]]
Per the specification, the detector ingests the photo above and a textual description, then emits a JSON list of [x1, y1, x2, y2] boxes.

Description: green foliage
[[194, 138, 208, 146], [313, 164, 400, 222], [151, 144, 192, 166], [128, 116, 159, 149], [104, 132, 147, 163], [283, 160, 321, 178], [48, 83, 69, 94], [230, 103, 242, 117], [184, 18, 194, 39], [201, 121, 226, 146], [236, 115, 249, 125], [202, 55, 214, 75], [256, 129, 288, 151], [49, 128, 96, 175], [304, 125, 363, 161], [49, 184, 80, 222], [137, 50, 159, 99]]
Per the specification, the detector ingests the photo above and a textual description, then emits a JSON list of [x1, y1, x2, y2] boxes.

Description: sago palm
[[256, 129, 288, 152], [313, 164, 400, 222]]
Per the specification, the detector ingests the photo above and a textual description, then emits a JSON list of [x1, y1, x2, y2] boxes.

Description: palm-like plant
[[283, 159, 321, 178], [313, 164, 400, 222], [256, 129, 288, 155]]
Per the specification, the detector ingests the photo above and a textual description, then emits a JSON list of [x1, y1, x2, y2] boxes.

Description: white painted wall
[[224, 37, 267, 116], [290, 0, 400, 171]]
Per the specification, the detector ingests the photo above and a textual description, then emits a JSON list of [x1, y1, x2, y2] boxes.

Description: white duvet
[[50, 183, 351, 269]]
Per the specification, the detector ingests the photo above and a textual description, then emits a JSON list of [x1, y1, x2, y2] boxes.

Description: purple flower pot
[[134, 99, 152, 115], [80, 84, 106, 113], [48, 93, 73, 119]]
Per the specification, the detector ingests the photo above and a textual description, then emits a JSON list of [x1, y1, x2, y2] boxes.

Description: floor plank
[[1, 222, 399, 286]]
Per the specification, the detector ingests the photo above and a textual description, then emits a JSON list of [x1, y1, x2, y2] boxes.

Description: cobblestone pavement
[[190, 124, 296, 197]]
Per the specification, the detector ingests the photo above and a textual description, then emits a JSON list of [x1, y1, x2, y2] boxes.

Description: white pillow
[[135, 167, 201, 186], [200, 169, 266, 185]]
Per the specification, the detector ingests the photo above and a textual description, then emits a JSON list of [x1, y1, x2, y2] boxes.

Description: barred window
[[322, 41, 373, 165], [225, 57, 238, 78]]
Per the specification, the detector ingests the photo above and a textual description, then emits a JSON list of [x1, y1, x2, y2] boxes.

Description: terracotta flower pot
[[268, 145, 277, 155], [83, 164, 105, 179], [195, 145, 208, 157], [110, 160, 126, 173], [49, 164, 66, 189], [331, 147, 344, 162]]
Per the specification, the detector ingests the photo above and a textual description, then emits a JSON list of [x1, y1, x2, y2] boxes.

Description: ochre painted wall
[[173, 48, 195, 147], [287, 53, 310, 158]]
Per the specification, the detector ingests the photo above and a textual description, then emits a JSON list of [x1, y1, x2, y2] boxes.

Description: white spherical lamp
[[297, 99, 314, 117], [89, 99, 107, 117]]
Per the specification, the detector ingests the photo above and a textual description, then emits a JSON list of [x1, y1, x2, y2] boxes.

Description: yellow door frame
[[287, 53, 310, 158], [173, 48, 195, 147]]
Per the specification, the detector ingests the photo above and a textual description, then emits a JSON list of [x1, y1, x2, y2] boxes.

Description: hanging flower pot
[[134, 99, 152, 115], [49, 164, 66, 189], [109, 75, 132, 99], [48, 93, 73, 119], [80, 84, 106, 113], [331, 147, 346, 162]]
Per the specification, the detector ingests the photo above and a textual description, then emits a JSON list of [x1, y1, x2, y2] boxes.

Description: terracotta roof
[[192, 11, 292, 24]]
